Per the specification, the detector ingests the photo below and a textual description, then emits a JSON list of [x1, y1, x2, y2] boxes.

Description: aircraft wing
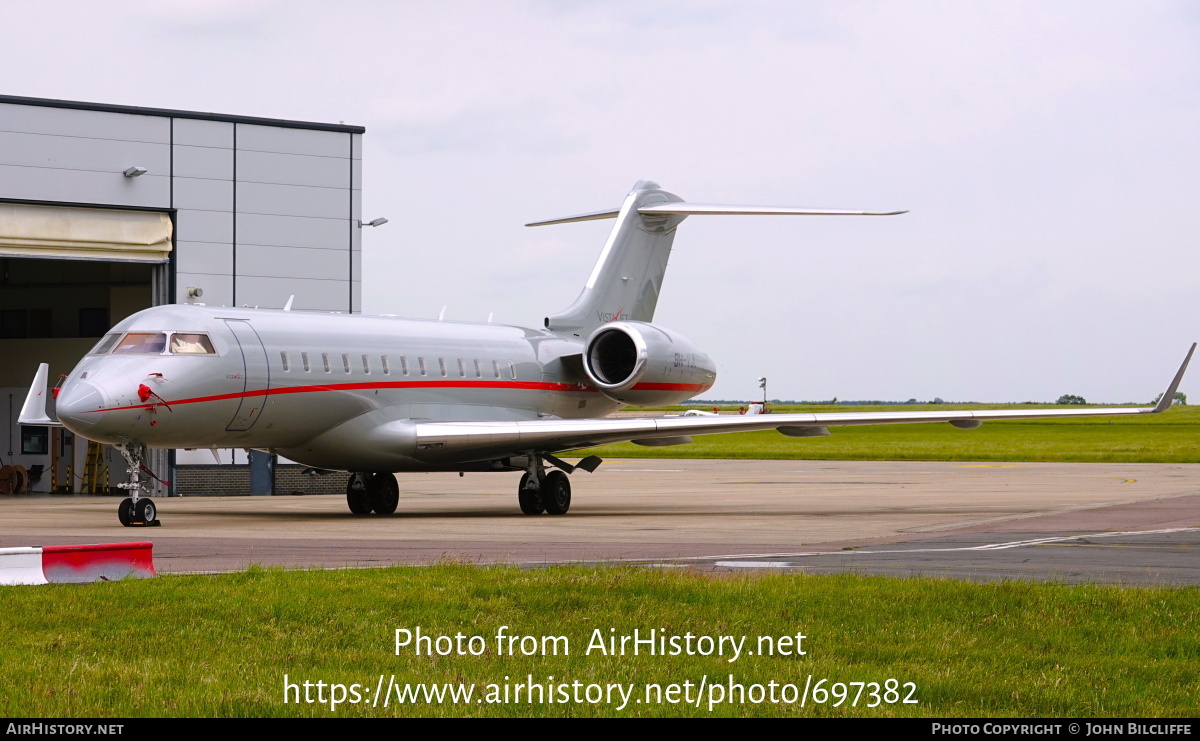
[[410, 344, 1195, 463]]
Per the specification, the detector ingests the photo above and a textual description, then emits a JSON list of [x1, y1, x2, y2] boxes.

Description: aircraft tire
[[118, 498, 134, 527], [369, 473, 399, 515], [135, 498, 157, 524], [346, 476, 372, 515], [542, 470, 571, 516], [518, 472, 544, 515]]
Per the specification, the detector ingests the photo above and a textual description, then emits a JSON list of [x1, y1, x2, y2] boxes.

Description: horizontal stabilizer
[[18, 363, 62, 427], [638, 203, 907, 217], [525, 208, 621, 227], [527, 202, 905, 226]]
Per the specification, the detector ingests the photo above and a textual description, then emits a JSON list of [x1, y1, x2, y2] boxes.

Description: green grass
[[2, 567, 1197, 717], [578, 405, 1200, 462]]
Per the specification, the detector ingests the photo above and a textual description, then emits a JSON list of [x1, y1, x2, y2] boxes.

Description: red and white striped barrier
[[0, 542, 155, 585]]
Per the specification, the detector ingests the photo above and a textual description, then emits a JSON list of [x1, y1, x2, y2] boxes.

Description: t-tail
[[528, 180, 906, 337]]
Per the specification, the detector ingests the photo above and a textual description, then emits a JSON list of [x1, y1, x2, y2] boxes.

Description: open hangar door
[[0, 202, 171, 494]]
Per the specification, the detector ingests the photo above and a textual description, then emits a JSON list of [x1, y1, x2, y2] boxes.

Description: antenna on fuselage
[[438, 306, 447, 321], [283, 295, 295, 311], [487, 312, 493, 324]]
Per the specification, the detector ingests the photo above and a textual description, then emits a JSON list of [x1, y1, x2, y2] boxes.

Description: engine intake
[[583, 321, 716, 406]]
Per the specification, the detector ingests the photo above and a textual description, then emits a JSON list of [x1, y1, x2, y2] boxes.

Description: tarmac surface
[[2, 460, 1198, 585]]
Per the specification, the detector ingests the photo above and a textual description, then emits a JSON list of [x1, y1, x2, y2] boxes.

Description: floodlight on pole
[[757, 377, 767, 405]]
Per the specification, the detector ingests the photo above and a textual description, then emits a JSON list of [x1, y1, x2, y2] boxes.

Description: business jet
[[18, 180, 1195, 527]]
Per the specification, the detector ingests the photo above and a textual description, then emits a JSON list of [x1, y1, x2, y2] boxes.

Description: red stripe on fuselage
[[84, 378, 712, 414]]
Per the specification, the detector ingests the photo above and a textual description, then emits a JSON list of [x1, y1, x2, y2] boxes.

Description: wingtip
[[1153, 343, 1195, 413]]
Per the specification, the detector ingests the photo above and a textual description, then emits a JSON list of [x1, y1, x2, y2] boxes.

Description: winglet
[[18, 363, 62, 426], [1153, 343, 1196, 413]]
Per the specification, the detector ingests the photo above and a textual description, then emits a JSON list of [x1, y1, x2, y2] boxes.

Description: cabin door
[[224, 319, 272, 432]]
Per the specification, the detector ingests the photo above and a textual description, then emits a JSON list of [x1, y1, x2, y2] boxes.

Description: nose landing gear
[[115, 443, 162, 527]]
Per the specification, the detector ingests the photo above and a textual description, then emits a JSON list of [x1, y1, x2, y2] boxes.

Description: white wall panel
[[351, 158, 362, 191], [236, 124, 350, 158], [174, 209, 233, 244], [351, 221, 362, 252], [236, 149, 349, 188], [0, 103, 169, 143], [0, 164, 169, 207], [175, 272, 232, 308], [172, 145, 233, 181], [236, 244, 349, 281], [351, 133, 362, 160], [237, 181, 348, 219], [176, 241, 233, 276], [173, 119, 233, 149], [235, 275, 348, 312], [0, 131, 169, 174], [236, 212, 347, 249], [172, 177, 232, 212]]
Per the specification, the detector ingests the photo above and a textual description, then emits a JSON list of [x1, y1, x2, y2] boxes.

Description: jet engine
[[582, 321, 717, 406]]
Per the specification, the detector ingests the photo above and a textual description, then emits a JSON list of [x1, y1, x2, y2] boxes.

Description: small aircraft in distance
[[19, 180, 1195, 527]]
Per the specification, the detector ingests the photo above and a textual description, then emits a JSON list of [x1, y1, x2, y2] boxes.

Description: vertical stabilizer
[[544, 181, 686, 336], [529, 180, 905, 337]]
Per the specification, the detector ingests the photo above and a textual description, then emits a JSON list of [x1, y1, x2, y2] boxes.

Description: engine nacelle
[[583, 321, 717, 406]]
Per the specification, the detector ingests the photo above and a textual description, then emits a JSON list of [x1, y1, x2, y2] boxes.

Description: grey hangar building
[[0, 94, 366, 497]]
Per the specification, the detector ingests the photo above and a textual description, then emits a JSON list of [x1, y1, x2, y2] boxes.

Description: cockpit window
[[170, 333, 216, 354], [112, 332, 168, 355], [88, 333, 122, 355]]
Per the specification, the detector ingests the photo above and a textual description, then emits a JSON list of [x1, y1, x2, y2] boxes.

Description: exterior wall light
[[123, 166, 148, 177], [358, 218, 388, 227]]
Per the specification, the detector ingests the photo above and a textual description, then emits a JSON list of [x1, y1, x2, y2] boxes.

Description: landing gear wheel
[[346, 475, 372, 515], [118, 498, 134, 527], [518, 472, 544, 515], [135, 498, 157, 524], [542, 470, 571, 515], [369, 473, 399, 515]]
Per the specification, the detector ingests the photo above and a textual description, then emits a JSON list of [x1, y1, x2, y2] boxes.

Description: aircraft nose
[[55, 379, 107, 434]]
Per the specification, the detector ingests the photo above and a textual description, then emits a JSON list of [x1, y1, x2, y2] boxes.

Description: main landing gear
[[517, 453, 602, 516], [115, 443, 161, 527], [346, 472, 399, 515]]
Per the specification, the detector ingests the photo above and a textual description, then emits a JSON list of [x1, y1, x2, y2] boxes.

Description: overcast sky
[[4, 1, 1198, 402]]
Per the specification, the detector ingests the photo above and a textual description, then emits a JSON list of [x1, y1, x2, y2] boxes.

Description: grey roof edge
[[0, 94, 366, 134]]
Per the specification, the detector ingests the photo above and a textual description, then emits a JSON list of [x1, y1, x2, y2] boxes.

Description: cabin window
[[418, 357, 427, 376], [170, 333, 216, 354], [362, 354, 371, 374], [280, 351, 290, 371], [473, 359, 483, 378], [301, 352, 311, 372], [342, 353, 351, 373], [112, 332, 167, 355], [437, 358, 447, 377], [492, 359, 501, 379], [322, 352, 331, 373], [457, 358, 466, 378], [400, 356, 409, 376], [87, 333, 122, 355], [381, 355, 390, 375], [508, 361, 517, 380]]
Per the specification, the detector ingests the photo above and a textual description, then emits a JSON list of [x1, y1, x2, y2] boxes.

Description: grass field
[[2, 566, 1197, 718], [578, 405, 1200, 463]]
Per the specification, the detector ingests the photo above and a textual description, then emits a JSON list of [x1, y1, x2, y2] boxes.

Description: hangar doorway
[[0, 202, 172, 495]]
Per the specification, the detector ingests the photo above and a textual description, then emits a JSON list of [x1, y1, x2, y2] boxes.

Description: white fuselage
[[54, 304, 662, 471]]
